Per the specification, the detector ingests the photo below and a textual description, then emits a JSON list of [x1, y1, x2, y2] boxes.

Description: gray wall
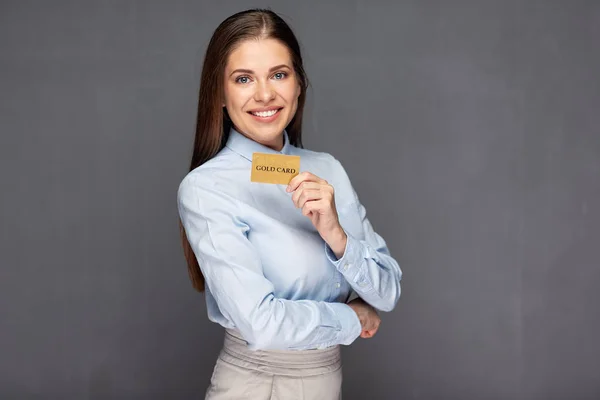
[[1, 1, 599, 399]]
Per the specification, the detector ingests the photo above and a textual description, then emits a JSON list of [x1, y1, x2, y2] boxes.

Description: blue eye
[[273, 72, 287, 80], [236, 76, 251, 84]]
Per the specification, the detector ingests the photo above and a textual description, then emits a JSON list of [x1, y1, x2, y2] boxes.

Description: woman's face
[[223, 38, 302, 151]]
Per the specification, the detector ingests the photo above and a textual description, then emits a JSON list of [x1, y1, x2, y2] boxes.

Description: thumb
[[360, 330, 374, 338]]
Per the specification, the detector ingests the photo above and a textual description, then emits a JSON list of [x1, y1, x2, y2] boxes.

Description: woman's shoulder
[[177, 152, 241, 203], [179, 147, 245, 186]]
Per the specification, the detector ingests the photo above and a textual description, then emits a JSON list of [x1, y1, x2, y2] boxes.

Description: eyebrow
[[229, 64, 292, 77]]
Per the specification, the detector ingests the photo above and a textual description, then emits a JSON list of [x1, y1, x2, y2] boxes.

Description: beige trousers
[[205, 329, 343, 400]]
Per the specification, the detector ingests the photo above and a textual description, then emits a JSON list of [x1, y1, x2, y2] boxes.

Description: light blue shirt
[[177, 128, 402, 351]]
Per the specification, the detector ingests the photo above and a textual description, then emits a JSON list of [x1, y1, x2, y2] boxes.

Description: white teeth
[[251, 109, 279, 117]]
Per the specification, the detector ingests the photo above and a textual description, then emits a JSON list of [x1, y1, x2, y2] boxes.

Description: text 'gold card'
[[251, 152, 300, 185]]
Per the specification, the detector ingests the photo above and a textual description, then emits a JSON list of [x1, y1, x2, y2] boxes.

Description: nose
[[254, 79, 276, 103]]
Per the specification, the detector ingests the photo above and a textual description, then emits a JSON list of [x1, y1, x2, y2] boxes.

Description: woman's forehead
[[226, 38, 292, 72]]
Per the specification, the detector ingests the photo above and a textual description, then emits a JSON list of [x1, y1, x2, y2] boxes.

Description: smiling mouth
[[248, 108, 282, 118]]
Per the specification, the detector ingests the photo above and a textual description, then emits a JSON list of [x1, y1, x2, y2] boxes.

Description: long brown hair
[[179, 9, 309, 292]]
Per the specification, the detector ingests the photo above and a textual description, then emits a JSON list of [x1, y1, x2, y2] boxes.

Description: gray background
[[1, 1, 599, 399]]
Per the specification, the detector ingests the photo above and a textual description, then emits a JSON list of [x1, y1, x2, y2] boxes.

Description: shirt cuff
[[325, 233, 375, 292], [326, 302, 362, 346], [325, 232, 361, 277]]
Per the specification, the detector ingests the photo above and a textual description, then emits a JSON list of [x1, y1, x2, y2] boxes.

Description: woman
[[177, 9, 402, 400]]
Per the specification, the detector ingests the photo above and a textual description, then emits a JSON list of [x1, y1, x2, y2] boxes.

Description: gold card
[[251, 152, 300, 185]]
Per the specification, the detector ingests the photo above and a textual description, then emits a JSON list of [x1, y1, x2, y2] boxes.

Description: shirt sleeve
[[324, 160, 403, 313], [177, 176, 362, 351]]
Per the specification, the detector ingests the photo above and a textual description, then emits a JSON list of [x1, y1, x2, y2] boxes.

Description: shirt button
[[335, 282, 341, 288], [343, 263, 349, 271]]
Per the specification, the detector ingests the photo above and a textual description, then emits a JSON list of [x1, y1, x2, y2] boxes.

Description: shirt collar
[[225, 126, 292, 161]]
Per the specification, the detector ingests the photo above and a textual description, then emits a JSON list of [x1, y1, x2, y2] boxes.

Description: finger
[[297, 189, 323, 210], [361, 330, 374, 339], [301, 199, 326, 217], [286, 171, 327, 193], [291, 181, 322, 206], [366, 319, 379, 332], [372, 320, 381, 332], [366, 324, 380, 335], [295, 186, 334, 209]]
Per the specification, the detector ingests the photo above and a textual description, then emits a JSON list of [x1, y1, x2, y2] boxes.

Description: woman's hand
[[286, 172, 347, 257], [348, 298, 381, 339]]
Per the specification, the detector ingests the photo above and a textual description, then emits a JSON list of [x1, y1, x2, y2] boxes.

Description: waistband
[[219, 328, 341, 377]]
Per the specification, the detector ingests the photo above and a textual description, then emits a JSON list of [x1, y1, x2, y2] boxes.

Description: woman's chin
[[246, 123, 287, 142]]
